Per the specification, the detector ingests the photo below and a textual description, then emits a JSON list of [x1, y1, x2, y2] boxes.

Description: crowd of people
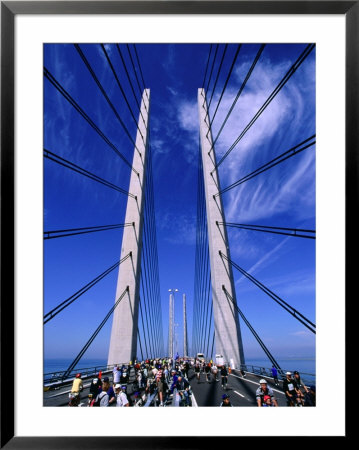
[[69, 357, 195, 407], [68, 358, 316, 407]]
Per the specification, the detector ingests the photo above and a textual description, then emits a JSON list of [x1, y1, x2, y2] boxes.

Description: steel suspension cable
[[126, 44, 144, 103], [205, 44, 228, 114], [147, 134, 164, 353], [44, 67, 137, 175], [207, 44, 242, 132], [210, 44, 265, 148], [137, 320, 145, 362], [213, 44, 315, 170], [138, 297, 149, 358], [100, 44, 146, 145], [217, 222, 315, 239], [133, 45, 149, 98], [62, 287, 129, 379], [205, 44, 219, 96], [44, 253, 132, 324], [205, 301, 213, 358], [219, 251, 316, 333], [74, 44, 144, 153], [214, 135, 316, 195], [142, 147, 161, 355], [44, 223, 132, 240], [201, 44, 213, 90], [222, 285, 283, 372], [44, 149, 135, 198], [116, 44, 146, 126]]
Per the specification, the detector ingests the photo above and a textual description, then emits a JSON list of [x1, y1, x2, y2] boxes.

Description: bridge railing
[[44, 362, 127, 385], [236, 364, 316, 386]]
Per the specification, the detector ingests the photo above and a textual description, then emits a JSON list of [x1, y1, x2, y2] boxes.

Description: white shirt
[[116, 392, 129, 407]]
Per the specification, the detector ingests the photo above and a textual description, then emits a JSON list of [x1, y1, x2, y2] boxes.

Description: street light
[[168, 289, 179, 358]]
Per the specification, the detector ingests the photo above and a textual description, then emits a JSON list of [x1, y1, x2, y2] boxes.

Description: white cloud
[[290, 330, 312, 338]]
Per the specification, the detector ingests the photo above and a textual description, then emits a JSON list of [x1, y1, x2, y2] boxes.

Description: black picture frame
[[1, 1, 353, 447]]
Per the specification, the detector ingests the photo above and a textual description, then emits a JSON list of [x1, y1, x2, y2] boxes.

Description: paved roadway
[[44, 367, 288, 407], [188, 369, 287, 407]]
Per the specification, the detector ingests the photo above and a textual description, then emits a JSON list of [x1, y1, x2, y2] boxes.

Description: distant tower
[[183, 293, 188, 357], [168, 292, 173, 358]]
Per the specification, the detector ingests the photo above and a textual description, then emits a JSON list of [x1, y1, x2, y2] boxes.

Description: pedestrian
[[220, 393, 233, 407], [293, 370, 308, 404], [155, 366, 166, 406], [271, 366, 279, 386], [113, 366, 121, 386], [95, 377, 110, 406], [283, 372, 301, 406], [255, 379, 278, 407], [89, 377, 101, 400], [115, 384, 129, 407]]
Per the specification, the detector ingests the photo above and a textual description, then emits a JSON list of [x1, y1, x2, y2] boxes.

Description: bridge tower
[[183, 293, 188, 357], [168, 292, 174, 358], [108, 90, 150, 365], [197, 88, 245, 368]]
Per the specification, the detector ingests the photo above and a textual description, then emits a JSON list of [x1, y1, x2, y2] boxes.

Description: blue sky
[[44, 43, 315, 363]]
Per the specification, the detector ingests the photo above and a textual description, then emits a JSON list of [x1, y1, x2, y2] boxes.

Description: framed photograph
[[1, 0, 353, 446]]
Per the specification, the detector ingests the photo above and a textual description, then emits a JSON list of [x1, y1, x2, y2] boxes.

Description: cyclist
[[171, 375, 192, 406], [204, 363, 211, 383], [211, 363, 219, 381], [220, 393, 233, 407], [256, 379, 278, 407], [220, 365, 228, 390], [194, 362, 201, 383], [69, 373, 83, 406]]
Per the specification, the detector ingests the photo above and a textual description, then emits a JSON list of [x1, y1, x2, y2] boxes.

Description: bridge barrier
[[144, 388, 158, 407], [236, 364, 316, 386]]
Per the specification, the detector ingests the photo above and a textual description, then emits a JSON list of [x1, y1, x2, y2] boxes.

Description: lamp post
[[168, 289, 178, 359]]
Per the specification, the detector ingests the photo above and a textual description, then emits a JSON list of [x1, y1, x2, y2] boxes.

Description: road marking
[[233, 390, 245, 398], [229, 374, 284, 395], [191, 391, 198, 407]]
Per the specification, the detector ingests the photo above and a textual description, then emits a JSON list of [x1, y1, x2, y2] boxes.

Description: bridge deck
[[44, 367, 289, 407]]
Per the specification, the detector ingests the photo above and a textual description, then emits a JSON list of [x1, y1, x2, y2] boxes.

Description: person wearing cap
[[71, 373, 83, 395], [262, 395, 274, 407], [283, 372, 301, 406], [115, 384, 129, 407], [256, 379, 278, 407], [220, 393, 233, 407], [69, 373, 83, 406], [89, 376, 102, 399], [304, 385, 316, 406]]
